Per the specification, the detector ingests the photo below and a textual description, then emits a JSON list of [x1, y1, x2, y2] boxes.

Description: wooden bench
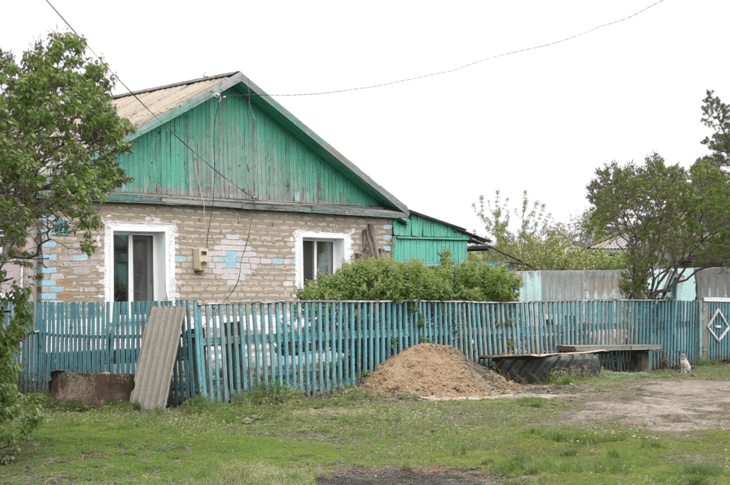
[[557, 344, 663, 371]]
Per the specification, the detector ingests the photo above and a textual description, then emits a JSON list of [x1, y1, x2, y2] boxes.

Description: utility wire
[[47, 0, 665, 99], [46, 0, 259, 303], [265, 0, 667, 97], [45, 0, 257, 201], [224, 89, 258, 302]]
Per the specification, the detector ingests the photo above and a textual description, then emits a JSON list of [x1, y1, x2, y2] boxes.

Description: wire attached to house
[[46, 0, 665, 100], [258, 0, 668, 97], [45, 0, 260, 304], [205, 95, 224, 250], [224, 88, 258, 302], [44, 0, 257, 202]]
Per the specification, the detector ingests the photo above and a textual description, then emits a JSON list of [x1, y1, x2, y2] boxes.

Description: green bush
[[0, 289, 44, 462], [296, 251, 522, 302]]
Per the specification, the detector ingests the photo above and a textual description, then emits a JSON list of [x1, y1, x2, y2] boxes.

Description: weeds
[[234, 380, 303, 406], [527, 427, 628, 445], [8, 366, 730, 484], [514, 397, 545, 408], [543, 367, 595, 385]]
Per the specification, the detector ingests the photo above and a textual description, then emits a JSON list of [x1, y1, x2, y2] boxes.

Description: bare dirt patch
[[319, 344, 730, 484], [532, 378, 730, 433], [317, 465, 499, 485]]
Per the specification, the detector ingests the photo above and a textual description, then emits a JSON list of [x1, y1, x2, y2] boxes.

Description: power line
[[46, 0, 666, 99], [265, 0, 667, 97], [45, 0, 257, 202]]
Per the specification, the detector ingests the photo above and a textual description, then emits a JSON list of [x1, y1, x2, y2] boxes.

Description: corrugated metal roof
[[130, 306, 186, 410], [588, 235, 627, 251], [113, 73, 235, 129]]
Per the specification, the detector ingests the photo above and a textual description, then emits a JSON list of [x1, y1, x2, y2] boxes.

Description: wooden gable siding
[[393, 214, 470, 265], [113, 90, 383, 208]]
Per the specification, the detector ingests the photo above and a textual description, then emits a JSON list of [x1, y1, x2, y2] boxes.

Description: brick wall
[[37, 204, 394, 303]]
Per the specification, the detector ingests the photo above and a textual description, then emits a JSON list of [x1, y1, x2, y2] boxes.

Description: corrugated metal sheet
[[518, 270, 624, 301], [130, 306, 186, 409], [588, 235, 627, 252], [114, 76, 228, 130], [695, 268, 730, 298]]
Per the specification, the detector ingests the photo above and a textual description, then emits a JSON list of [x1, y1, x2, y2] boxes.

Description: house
[[33, 72, 479, 303], [587, 235, 627, 254], [392, 211, 488, 266]]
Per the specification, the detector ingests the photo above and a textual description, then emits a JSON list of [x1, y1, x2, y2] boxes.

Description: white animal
[[679, 352, 691, 374]]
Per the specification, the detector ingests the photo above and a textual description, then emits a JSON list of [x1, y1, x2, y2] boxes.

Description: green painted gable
[[109, 73, 408, 219], [393, 213, 473, 265]]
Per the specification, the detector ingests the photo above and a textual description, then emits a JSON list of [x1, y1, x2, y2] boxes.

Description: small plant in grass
[[683, 462, 724, 477], [196, 460, 317, 485], [238, 380, 302, 406], [693, 359, 723, 367], [179, 395, 221, 414], [44, 399, 93, 413], [527, 426, 628, 445], [640, 437, 663, 449], [606, 447, 621, 459], [515, 397, 545, 408], [493, 454, 551, 476], [543, 368, 583, 385], [397, 392, 419, 400]]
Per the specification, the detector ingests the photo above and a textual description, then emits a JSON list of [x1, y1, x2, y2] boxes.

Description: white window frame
[[294, 230, 352, 288], [104, 222, 176, 302]]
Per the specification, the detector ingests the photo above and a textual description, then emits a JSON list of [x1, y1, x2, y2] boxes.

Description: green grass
[[544, 358, 730, 387], [2, 364, 730, 484]]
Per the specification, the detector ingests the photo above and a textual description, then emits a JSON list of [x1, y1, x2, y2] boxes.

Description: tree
[[700, 89, 730, 169], [586, 153, 730, 299], [471, 190, 626, 270], [0, 32, 134, 458]]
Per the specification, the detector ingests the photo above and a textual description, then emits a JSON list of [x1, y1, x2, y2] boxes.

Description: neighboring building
[[518, 270, 624, 301], [32, 72, 476, 304], [587, 235, 627, 254], [393, 211, 488, 266]]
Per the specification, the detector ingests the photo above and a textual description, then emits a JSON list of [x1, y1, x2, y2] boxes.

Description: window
[[113, 234, 154, 301], [295, 231, 352, 288], [303, 240, 334, 283], [104, 222, 176, 302]]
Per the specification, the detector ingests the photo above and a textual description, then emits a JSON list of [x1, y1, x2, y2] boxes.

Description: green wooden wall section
[[113, 89, 384, 208], [393, 214, 470, 265]]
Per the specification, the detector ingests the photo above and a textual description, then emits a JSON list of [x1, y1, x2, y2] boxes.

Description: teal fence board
[[8, 299, 730, 402]]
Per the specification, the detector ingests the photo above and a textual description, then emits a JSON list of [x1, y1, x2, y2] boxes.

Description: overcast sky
[[3, 0, 729, 236]]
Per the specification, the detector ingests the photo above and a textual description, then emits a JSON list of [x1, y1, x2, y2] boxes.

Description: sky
[[3, 0, 729, 237]]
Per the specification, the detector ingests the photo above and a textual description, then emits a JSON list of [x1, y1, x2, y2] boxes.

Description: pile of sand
[[361, 343, 519, 399]]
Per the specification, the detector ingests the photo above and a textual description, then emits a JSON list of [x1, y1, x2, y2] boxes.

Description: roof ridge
[[113, 71, 240, 99]]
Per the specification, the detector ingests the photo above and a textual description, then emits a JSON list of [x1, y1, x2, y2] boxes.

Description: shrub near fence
[[9, 299, 730, 402]]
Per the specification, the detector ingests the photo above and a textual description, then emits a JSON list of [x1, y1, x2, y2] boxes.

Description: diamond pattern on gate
[[707, 308, 730, 342]]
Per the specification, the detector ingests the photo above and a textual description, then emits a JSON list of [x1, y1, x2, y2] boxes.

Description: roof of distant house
[[588, 235, 627, 251]]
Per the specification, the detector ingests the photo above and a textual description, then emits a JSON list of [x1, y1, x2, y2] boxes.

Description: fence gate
[[701, 298, 730, 362]]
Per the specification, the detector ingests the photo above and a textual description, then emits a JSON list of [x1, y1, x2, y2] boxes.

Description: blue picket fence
[[6, 299, 730, 402]]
